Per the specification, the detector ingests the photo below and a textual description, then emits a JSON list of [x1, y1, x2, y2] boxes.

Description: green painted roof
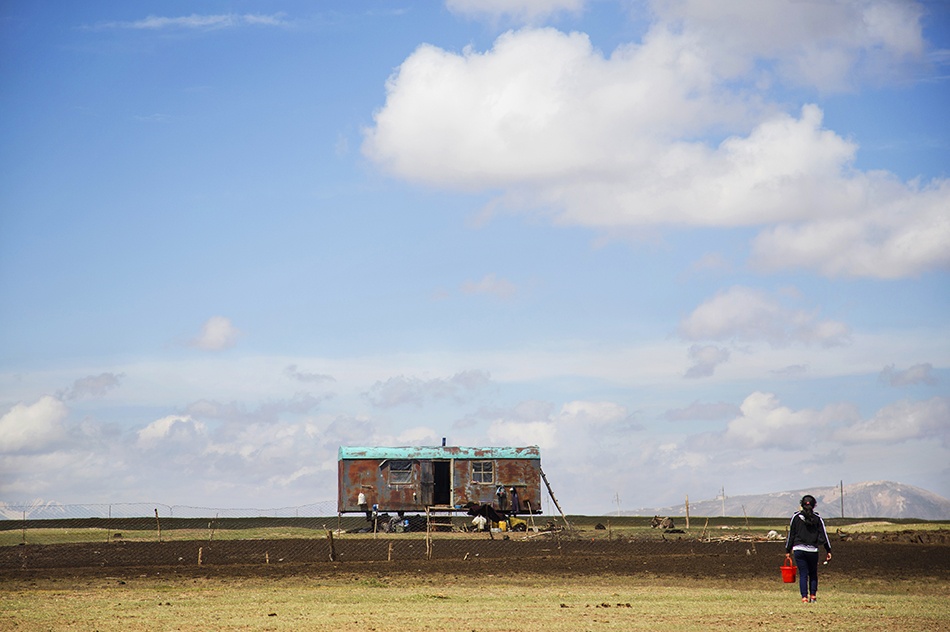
[[338, 445, 540, 460]]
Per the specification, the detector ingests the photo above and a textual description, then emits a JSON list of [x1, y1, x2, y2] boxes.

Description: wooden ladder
[[425, 506, 455, 532], [540, 467, 572, 531]]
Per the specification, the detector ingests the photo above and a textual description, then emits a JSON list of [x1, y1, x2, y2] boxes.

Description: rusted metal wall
[[337, 446, 542, 514]]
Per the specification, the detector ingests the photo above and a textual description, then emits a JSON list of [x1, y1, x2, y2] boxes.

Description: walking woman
[[785, 494, 832, 603]]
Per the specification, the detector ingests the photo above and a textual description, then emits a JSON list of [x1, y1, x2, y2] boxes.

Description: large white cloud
[[650, 0, 925, 89], [750, 179, 950, 278], [0, 396, 70, 453], [447, 0, 926, 84], [679, 286, 851, 347], [721, 391, 858, 449], [833, 397, 949, 444], [483, 399, 644, 507], [363, 27, 751, 189], [710, 392, 949, 452], [137, 415, 207, 448], [364, 3, 947, 279], [486, 399, 632, 449]]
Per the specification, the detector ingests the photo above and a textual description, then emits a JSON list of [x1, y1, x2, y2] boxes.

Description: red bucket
[[781, 558, 797, 583]]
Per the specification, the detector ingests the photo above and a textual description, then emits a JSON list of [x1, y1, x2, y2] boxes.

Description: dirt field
[[2, 532, 948, 582]]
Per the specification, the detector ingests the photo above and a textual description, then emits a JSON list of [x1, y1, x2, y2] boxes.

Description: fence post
[[154, 508, 162, 542], [21, 510, 26, 545], [425, 507, 432, 560], [326, 529, 337, 562]]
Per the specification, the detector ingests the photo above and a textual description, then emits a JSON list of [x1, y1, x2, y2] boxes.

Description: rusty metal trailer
[[337, 445, 542, 514]]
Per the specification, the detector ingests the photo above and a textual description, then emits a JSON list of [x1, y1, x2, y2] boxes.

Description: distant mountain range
[[629, 481, 950, 520]]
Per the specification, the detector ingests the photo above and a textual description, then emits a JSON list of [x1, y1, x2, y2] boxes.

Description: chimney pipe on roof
[[442, 437, 446, 447]]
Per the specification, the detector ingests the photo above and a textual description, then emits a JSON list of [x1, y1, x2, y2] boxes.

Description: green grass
[[2, 515, 946, 546], [1, 573, 947, 631], [0, 526, 330, 546], [835, 521, 949, 533]]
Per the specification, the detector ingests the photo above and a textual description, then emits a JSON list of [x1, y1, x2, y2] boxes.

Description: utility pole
[[840, 480, 845, 519]]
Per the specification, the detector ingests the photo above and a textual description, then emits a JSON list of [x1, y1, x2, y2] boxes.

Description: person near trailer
[[357, 490, 371, 521], [495, 485, 508, 512], [509, 487, 520, 516], [785, 494, 832, 603]]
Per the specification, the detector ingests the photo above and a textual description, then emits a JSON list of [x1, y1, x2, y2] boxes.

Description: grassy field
[[2, 572, 947, 631], [3, 515, 948, 631]]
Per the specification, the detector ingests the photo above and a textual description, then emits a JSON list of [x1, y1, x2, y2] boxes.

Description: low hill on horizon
[[628, 481, 950, 520]]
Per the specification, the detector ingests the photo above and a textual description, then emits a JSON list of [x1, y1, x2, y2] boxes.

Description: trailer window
[[472, 461, 493, 484], [389, 460, 411, 484]]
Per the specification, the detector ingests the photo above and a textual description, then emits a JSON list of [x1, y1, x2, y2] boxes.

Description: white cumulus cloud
[[485, 399, 631, 449], [487, 418, 558, 448], [879, 363, 938, 387], [684, 344, 730, 379], [363, 4, 947, 279], [679, 286, 851, 347], [0, 396, 69, 453], [557, 400, 628, 425], [190, 316, 241, 351], [650, 0, 925, 89], [834, 397, 949, 444], [137, 415, 207, 448], [750, 178, 950, 278], [61, 373, 123, 400], [721, 392, 857, 449]]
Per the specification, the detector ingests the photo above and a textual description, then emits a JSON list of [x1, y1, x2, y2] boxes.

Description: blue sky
[[1, 0, 948, 515]]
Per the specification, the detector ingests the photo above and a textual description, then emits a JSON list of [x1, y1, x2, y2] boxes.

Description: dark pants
[[793, 550, 820, 597]]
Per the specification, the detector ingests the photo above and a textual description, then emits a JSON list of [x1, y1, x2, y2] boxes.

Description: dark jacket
[[785, 511, 831, 553]]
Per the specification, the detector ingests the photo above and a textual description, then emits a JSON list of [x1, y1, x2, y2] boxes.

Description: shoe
[[802, 597, 809, 603], [809, 595, 817, 603]]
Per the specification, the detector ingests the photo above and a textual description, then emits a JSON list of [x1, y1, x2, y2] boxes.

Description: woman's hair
[[800, 495, 818, 524]]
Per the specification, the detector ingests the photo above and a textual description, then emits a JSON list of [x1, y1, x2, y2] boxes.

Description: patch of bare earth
[[1, 533, 947, 582]]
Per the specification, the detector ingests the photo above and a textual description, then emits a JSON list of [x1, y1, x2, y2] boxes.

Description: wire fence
[[0, 501, 808, 572], [0, 501, 340, 521]]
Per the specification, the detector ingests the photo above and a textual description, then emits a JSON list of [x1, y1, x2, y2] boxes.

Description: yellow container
[[499, 520, 508, 532]]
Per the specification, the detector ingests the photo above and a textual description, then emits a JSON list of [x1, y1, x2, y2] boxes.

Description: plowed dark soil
[[2, 534, 948, 582]]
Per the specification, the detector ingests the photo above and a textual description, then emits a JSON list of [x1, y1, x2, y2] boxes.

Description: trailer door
[[433, 460, 451, 506], [420, 460, 434, 506]]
